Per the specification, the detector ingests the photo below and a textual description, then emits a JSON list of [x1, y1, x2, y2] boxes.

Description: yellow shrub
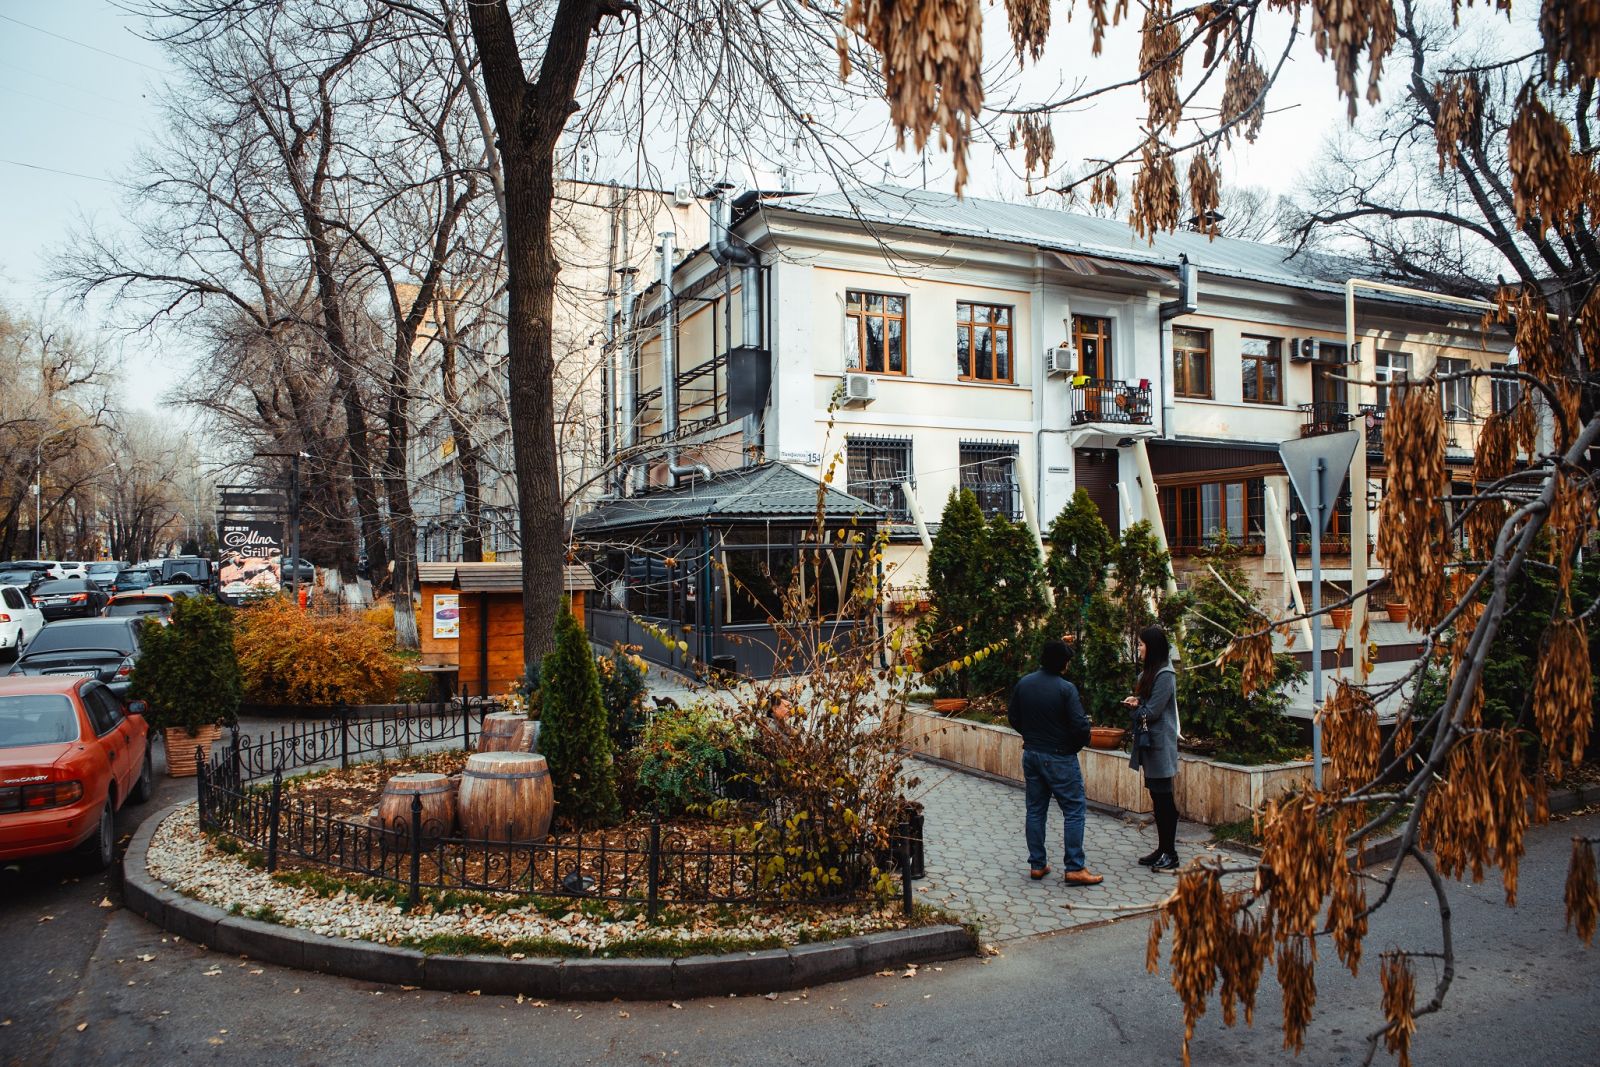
[[235, 596, 403, 707]]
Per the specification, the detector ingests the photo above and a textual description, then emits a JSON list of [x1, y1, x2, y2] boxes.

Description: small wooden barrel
[[377, 772, 457, 841], [516, 719, 541, 753], [476, 712, 527, 752], [457, 752, 553, 842]]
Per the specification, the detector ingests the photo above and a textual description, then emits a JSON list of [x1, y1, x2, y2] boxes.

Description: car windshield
[[22, 624, 135, 656], [33, 580, 90, 595], [115, 570, 152, 584], [0, 695, 80, 748]]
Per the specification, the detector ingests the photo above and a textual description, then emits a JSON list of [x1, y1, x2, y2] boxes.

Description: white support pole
[[1131, 438, 1178, 595], [1264, 484, 1315, 652], [901, 481, 933, 551], [1014, 451, 1055, 609]]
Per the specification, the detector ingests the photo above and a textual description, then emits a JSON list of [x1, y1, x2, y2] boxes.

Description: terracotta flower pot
[[932, 698, 969, 715], [1386, 602, 1410, 623], [1330, 607, 1353, 630], [163, 724, 223, 778], [1089, 726, 1127, 750]]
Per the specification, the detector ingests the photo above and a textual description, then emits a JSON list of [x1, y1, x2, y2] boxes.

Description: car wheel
[[131, 745, 154, 804], [76, 799, 115, 872]]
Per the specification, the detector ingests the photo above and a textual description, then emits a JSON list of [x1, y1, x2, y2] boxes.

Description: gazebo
[[572, 463, 885, 678]]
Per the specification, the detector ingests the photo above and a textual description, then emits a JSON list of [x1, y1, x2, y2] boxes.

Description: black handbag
[[1130, 712, 1154, 751]]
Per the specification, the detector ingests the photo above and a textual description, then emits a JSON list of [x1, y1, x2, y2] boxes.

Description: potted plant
[[1088, 725, 1127, 749], [1386, 600, 1410, 624], [128, 595, 242, 777], [1330, 606, 1354, 630]]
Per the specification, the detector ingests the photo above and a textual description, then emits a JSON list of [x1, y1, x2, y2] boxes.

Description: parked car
[[13, 560, 66, 580], [104, 592, 178, 623], [0, 585, 45, 662], [57, 562, 89, 581], [0, 563, 53, 593], [280, 557, 316, 585], [86, 562, 124, 591], [142, 584, 203, 601], [155, 556, 214, 593], [109, 568, 155, 596], [6, 618, 144, 696], [0, 676, 153, 869], [30, 579, 110, 621]]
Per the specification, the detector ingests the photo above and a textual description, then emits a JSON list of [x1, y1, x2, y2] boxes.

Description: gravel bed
[[146, 804, 917, 953]]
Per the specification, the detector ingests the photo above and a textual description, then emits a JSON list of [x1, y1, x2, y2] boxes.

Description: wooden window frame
[[1158, 476, 1267, 554], [1437, 357, 1475, 422], [1172, 326, 1213, 399], [845, 290, 908, 376], [1240, 335, 1283, 405], [955, 301, 1015, 384], [1071, 314, 1114, 380]]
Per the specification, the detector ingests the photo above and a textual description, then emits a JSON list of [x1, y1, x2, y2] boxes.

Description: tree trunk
[[439, 300, 485, 563], [468, 0, 611, 669]]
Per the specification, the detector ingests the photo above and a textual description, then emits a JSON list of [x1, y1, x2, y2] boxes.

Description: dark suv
[[156, 557, 214, 593]]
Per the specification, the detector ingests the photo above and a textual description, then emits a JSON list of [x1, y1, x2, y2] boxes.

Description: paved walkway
[[908, 759, 1227, 941]]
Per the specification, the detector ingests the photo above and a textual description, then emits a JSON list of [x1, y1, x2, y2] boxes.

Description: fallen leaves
[[136, 954, 156, 963]]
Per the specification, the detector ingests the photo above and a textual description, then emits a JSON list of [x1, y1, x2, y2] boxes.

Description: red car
[[0, 676, 153, 869]]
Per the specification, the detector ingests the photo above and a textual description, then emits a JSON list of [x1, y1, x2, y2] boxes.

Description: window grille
[[959, 442, 1020, 519], [845, 437, 913, 522]]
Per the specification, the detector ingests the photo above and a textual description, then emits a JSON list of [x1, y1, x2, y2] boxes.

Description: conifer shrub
[[129, 595, 242, 734], [539, 604, 620, 827]]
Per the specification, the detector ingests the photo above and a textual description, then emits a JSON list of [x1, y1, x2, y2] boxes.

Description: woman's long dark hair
[[1135, 624, 1171, 700]]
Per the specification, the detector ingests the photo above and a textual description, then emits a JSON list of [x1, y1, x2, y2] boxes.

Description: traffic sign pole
[[1310, 458, 1324, 790]]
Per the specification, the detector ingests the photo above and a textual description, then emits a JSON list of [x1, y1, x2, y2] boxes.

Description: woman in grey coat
[[1124, 624, 1181, 871]]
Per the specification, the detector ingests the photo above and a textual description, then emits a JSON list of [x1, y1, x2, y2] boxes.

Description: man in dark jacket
[[1008, 639, 1103, 885]]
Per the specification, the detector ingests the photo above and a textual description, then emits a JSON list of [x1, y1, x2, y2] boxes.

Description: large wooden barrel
[[457, 752, 553, 842], [476, 712, 526, 752], [516, 719, 541, 753], [377, 772, 457, 842]]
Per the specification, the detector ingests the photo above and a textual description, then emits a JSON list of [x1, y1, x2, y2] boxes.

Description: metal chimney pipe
[[617, 267, 639, 495]]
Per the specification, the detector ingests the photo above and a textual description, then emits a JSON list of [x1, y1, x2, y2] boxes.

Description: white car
[[0, 584, 46, 662], [56, 561, 89, 581]]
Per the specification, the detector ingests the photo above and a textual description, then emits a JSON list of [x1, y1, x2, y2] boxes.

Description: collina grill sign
[[220, 519, 282, 554]]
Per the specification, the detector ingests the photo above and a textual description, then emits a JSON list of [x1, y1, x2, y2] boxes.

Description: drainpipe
[[617, 267, 639, 495], [707, 182, 763, 464], [1158, 255, 1198, 439], [659, 230, 711, 488]]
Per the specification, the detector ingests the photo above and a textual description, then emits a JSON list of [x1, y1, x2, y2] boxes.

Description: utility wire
[[0, 12, 166, 73], [0, 157, 125, 186]]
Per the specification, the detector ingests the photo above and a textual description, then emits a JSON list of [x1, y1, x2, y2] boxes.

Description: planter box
[[163, 724, 222, 778], [894, 706, 1315, 825]]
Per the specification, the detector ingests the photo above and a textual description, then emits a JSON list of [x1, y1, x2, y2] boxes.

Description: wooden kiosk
[[416, 562, 596, 699]]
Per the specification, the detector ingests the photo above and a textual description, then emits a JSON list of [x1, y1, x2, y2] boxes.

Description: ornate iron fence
[[194, 700, 917, 918]]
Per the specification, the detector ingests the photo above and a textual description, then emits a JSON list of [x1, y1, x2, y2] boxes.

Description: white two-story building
[[575, 185, 1511, 670]]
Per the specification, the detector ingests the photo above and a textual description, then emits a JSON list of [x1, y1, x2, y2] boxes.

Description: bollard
[[339, 703, 350, 770], [408, 791, 423, 910], [900, 830, 914, 917]]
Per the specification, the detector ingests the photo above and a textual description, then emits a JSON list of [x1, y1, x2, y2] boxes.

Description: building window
[[1072, 315, 1114, 379], [959, 442, 1020, 519], [956, 302, 1013, 383], [1172, 327, 1212, 398], [1375, 350, 1411, 411], [1160, 478, 1266, 552], [1241, 336, 1282, 404], [845, 291, 907, 375], [845, 437, 913, 522], [1490, 363, 1521, 415], [1438, 357, 1474, 421]]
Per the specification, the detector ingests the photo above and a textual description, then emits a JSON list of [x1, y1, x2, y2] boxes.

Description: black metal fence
[[194, 701, 917, 918], [1070, 378, 1153, 425]]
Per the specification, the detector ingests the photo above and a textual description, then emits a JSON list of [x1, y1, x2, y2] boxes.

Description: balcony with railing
[[1070, 378, 1153, 426], [1300, 402, 1389, 454]]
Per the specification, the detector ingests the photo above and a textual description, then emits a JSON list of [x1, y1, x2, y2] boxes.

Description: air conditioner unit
[[842, 372, 877, 405], [1290, 338, 1319, 363], [1045, 345, 1077, 376], [673, 183, 695, 207]]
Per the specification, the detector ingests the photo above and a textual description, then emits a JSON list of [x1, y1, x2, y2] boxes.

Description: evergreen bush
[[539, 604, 620, 827], [129, 595, 242, 735], [1177, 542, 1302, 763], [596, 643, 649, 751], [919, 489, 987, 695]]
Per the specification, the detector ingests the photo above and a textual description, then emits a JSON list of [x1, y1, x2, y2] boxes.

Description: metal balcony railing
[[1070, 378, 1153, 426], [1298, 401, 1352, 437]]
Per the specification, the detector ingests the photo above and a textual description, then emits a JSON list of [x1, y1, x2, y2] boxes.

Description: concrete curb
[[122, 802, 976, 1000]]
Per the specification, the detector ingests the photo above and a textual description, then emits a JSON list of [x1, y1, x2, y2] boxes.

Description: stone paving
[[908, 759, 1228, 942]]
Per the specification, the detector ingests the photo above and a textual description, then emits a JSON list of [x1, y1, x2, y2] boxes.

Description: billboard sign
[[219, 517, 284, 601]]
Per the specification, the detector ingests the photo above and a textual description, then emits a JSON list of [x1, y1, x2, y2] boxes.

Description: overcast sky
[[0, 0, 1365, 420]]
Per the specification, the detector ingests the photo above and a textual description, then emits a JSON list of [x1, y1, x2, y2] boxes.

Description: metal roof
[[761, 185, 1453, 310], [572, 462, 885, 536], [417, 562, 595, 592]]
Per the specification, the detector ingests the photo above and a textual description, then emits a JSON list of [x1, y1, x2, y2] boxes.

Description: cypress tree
[[538, 605, 620, 826], [919, 489, 988, 696]]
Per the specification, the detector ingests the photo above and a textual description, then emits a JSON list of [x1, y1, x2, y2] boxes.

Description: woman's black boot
[[1149, 852, 1180, 872], [1137, 848, 1163, 866]]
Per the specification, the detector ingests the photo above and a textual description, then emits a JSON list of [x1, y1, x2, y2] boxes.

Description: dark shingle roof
[[572, 463, 884, 536]]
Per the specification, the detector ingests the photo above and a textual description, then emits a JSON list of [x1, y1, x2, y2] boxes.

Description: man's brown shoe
[[1062, 868, 1104, 886], [1029, 866, 1051, 880]]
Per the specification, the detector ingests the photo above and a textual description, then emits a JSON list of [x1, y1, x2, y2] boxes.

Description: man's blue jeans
[[1023, 748, 1087, 871]]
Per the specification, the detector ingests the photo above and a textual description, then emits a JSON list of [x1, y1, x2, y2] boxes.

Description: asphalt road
[[2, 759, 1597, 1067]]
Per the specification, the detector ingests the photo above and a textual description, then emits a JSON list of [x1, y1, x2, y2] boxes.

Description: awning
[[447, 562, 596, 593]]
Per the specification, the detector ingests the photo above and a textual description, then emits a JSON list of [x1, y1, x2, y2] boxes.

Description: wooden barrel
[[377, 772, 457, 841], [516, 719, 541, 753], [476, 712, 527, 752], [457, 752, 553, 842]]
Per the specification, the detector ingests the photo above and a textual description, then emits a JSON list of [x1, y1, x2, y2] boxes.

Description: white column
[[769, 260, 818, 468]]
